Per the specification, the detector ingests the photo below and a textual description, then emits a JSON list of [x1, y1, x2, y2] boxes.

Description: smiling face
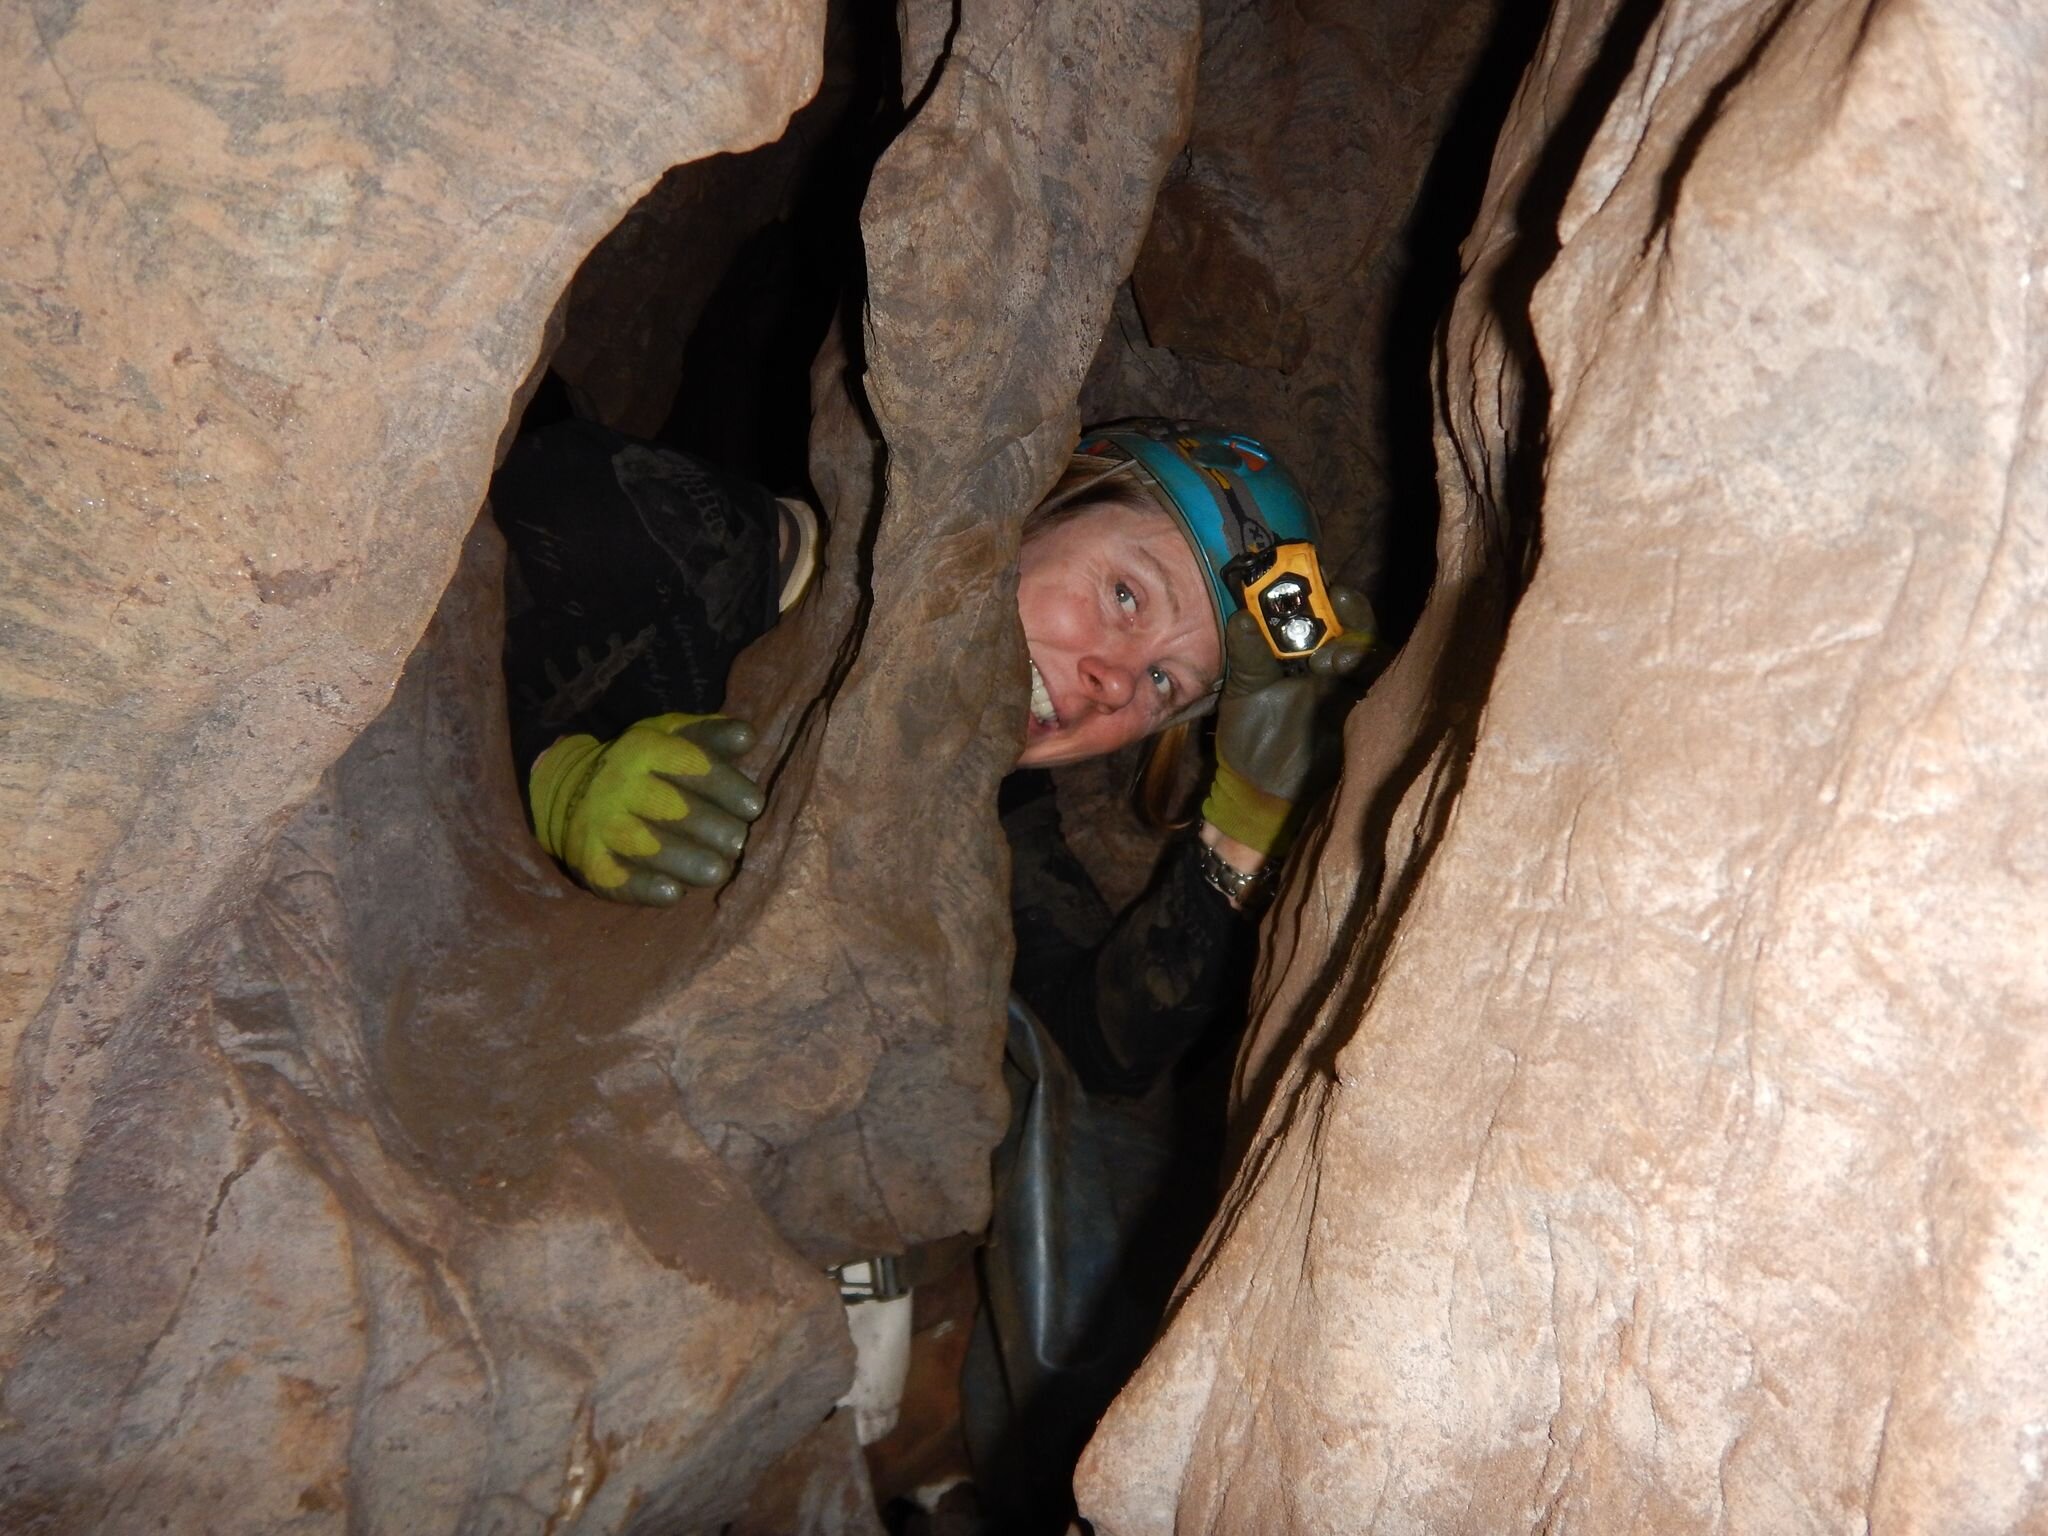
[[1014, 490, 1224, 767]]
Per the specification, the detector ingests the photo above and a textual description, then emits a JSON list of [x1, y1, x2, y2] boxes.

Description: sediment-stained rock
[[1, 0, 823, 1105], [3, 3, 835, 1524], [546, 0, 887, 448], [673, 0, 1201, 1263], [4, 0, 1199, 1525], [1079, 1, 2048, 1531]]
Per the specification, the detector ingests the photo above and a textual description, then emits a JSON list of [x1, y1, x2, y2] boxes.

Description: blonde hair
[[1133, 718, 1203, 831]]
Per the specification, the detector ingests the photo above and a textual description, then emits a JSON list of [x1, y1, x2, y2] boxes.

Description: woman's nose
[[1076, 655, 1135, 708]]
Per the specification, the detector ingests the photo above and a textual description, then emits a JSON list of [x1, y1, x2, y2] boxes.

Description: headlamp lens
[[1260, 576, 1325, 654]]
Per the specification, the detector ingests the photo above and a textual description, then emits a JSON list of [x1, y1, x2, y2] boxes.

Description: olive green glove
[[1201, 586, 1378, 857], [529, 712, 766, 905]]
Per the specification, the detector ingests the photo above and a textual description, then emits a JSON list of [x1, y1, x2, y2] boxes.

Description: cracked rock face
[[3, 0, 1191, 1529], [1078, 1, 2048, 1532]]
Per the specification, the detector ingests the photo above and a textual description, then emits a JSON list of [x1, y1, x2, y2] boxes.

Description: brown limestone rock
[[1080, 1, 2048, 1531], [2, 521, 857, 1533], [6, 0, 1208, 1527], [549, 152, 821, 441], [648, 0, 1204, 1263], [4, 0, 847, 1528], [1081, 0, 1514, 600], [547, 0, 881, 443], [2, 0, 822, 1097], [728, 1412, 887, 1536]]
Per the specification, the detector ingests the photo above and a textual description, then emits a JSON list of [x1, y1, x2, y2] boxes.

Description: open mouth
[[1027, 656, 1060, 729]]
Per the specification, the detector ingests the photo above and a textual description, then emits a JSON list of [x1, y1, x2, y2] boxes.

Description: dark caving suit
[[493, 419, 1254, 1532]]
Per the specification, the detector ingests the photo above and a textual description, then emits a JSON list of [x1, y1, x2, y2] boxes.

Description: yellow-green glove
[[529, 713, 765, 905], [1201, 586, 1377, 857]]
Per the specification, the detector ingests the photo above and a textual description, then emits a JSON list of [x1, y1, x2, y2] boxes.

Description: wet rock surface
[[1079, 1, 2048, 1531]]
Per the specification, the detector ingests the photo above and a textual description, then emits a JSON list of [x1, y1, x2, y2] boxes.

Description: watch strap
[[1198, 838, 1273, 912]]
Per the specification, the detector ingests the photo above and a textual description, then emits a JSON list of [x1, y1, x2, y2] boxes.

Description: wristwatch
[[1198, 839, 1274, 912]]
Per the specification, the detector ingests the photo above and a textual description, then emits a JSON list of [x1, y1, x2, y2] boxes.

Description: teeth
[[1027, 658, 1058, 727]]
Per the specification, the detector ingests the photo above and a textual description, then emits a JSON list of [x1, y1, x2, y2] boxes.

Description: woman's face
[[1014, 496, 1222, 767]]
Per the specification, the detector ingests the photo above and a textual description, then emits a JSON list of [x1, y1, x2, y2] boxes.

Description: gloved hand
[[529, 713, 766, 905], [1200, 586, 1378, 858]]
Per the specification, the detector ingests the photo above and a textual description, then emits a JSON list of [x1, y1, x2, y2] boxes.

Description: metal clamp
[[830, 1255, 911, 1305]]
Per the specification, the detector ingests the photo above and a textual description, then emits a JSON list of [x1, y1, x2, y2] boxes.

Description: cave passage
[[483, 11, 1258, 1521], [17, 0, 2040, 1528], [513, 0, 899, 498], [476, 0, 1541, 1530]]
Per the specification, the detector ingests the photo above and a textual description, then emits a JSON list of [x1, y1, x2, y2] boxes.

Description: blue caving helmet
[[1075, 420, 1323, 654]]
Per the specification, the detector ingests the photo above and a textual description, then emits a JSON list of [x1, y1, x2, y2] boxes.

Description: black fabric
[[493, 419, 782, 774], [972, 784, 1252, 1534], [1002, 771, 1244, 1099], [964, 997, 1152, 1531]]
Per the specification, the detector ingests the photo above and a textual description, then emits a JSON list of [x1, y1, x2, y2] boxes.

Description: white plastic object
[[834, 1281, 913, 1447]]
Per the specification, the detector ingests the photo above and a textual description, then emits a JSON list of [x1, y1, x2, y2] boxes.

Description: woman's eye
[[1114, 582, 1138, 615], [1149, 666, 1173, 700]]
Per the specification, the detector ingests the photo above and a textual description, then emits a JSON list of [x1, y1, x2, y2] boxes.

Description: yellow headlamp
[[1226, 540, 1344, 661]]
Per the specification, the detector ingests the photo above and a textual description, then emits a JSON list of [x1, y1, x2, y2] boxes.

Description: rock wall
[[1079, 0, 1531, 607], [688, 0, 1198, 1267], [1, 2, 833, 1528], [1079, 1, 2048, 1531], [29, 0, 2042, 1528], [1053, 0, 1524, 909], [2, 0, 1195, 1530]]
